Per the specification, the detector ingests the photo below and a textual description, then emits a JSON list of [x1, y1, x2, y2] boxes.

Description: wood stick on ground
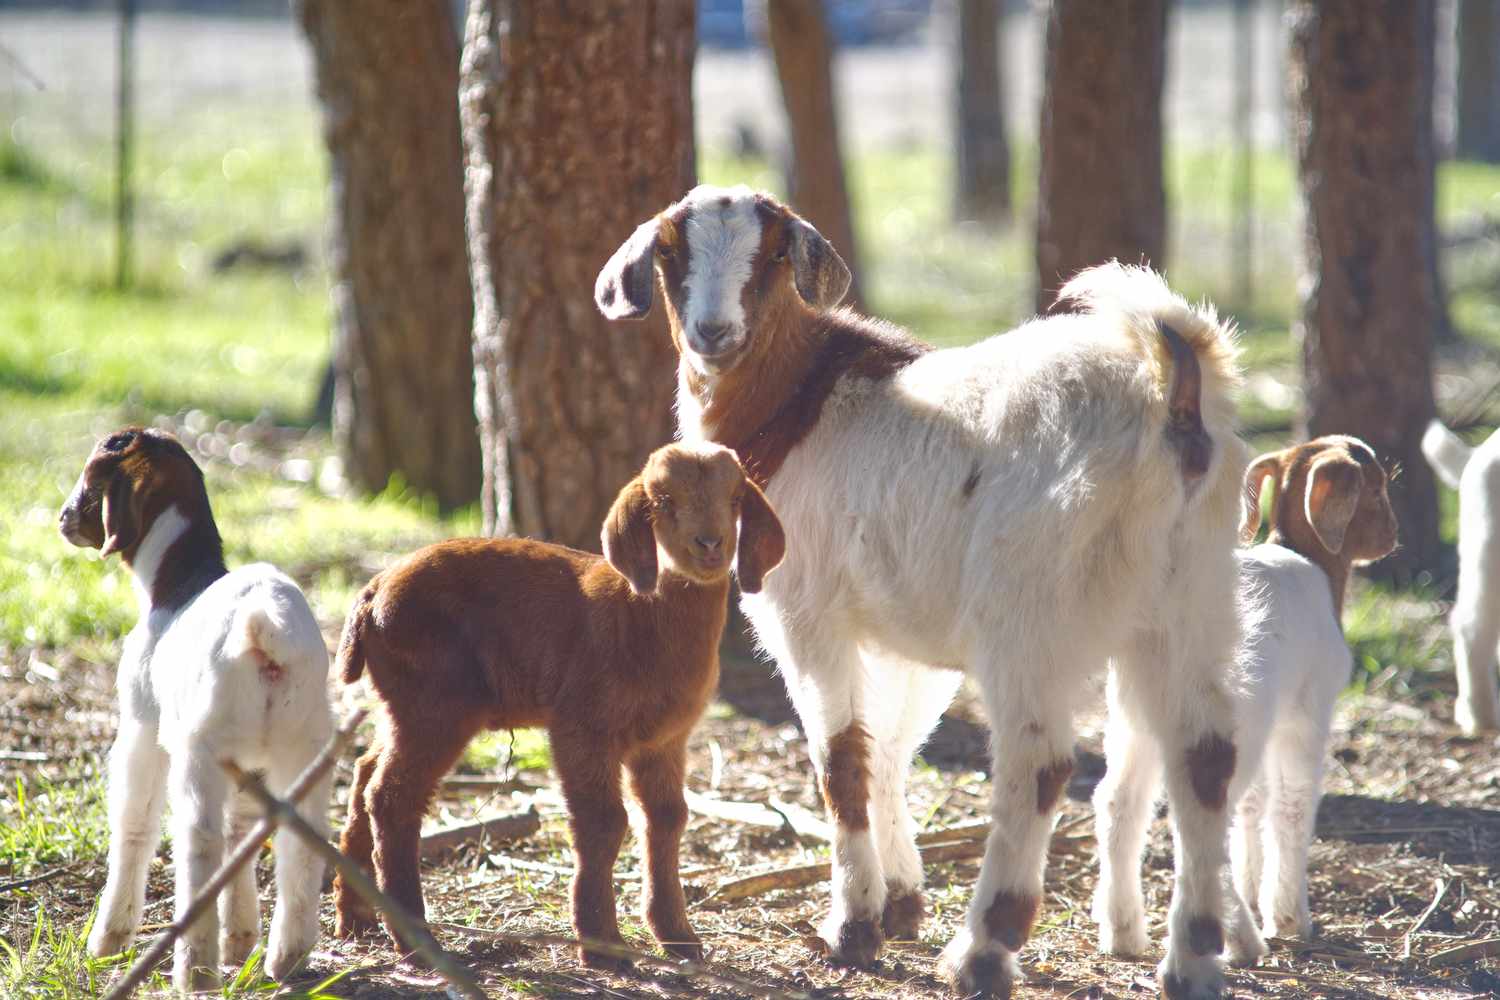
[[684, 790, 830, 842], [428, 922, 817, 1000], [0, 863, 75, 895], [1402, 877, 1450, 959], [419, 807, 541, 858], [102, 709, 365, 1000], [222, 760, 484, 1000], [1427, 936, 1500, 966]]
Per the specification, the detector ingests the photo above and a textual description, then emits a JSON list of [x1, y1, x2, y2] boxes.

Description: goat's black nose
[[694, 535, 723, 553], [696, 322, 733, 348]]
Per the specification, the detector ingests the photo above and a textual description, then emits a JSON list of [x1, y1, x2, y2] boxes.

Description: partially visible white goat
[[597, 185, 1249, 1000], [1423, 420, 1500, 733], [59, 427, 333, 992], [1094, 435, 1397, 964]]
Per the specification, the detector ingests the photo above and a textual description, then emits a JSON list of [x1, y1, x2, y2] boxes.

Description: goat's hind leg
[[1450, 550, 1500, 733], [219, 789, 263, 968], [265, 724, 334, 982], [334, 745, 382, 938], [168, 751, 228, 992], [1091, 669, 1161, 959], [88, 720, 168, 958]]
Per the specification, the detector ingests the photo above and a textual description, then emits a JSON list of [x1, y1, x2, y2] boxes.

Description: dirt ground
[[4, 628, 1499, 1000]]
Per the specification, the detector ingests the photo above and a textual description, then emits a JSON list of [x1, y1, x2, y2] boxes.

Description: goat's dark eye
[[657, 244, 676, 261], [771, 249, 788, 264]]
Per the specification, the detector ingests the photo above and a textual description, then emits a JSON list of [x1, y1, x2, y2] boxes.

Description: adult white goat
[[596, 186, 1247, 999]]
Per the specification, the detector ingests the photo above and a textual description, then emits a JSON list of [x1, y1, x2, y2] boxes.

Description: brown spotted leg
[[552, 731, 631, 970], [334, 746, 382, 938], [625, 736, 702, 960]]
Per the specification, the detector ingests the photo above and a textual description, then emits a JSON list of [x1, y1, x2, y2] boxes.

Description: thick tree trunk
[[462, 0, 695, 550], [766, 0, 865, 310], [297, 0, 478, 511], [1289, 0, 1441, 577], [1034, 0, 1167, 313], [1456, 0, 1500, 162], [952, 0, 1010, 225]]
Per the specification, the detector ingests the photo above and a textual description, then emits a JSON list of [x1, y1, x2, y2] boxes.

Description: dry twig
[[420, 808, 541, 858], [1427, 936, 1500, 967]]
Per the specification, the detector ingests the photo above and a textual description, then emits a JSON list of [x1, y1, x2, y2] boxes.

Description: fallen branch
[[442, 774, 540, 793], [420, 807, 541, 858], [222, 760, 484, 1000], [1428, 936, 1500, 967], [428, 921, 816, 1000], [0, 863, 75, 894], [102, 710, 365, 1000], [685, 790, 830, 842], [1402, 877, 1450, 959]]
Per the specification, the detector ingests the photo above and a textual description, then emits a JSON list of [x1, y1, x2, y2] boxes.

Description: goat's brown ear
[[1241, 451, 1284, 543], [602, 478, 658, 595], [595, 218, 660, 321], [99, 472, 140, 557], [789, 218, 852, 310], [735, 478, 786, 594], [1306, 454, 1363, 555]]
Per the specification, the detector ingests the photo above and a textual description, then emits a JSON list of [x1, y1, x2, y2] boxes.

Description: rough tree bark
[[461, 0, 695, 549], [952, 0, 1010, 224], [1456, 0, 1500, 162], [1289, 0, 1442, 577], [1034, 0, 1167, 313], [766, 0, 865, 310], [297, 0, 479, 511]]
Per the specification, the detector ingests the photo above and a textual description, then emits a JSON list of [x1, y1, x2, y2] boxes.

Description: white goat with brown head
[[597, 185, 1248, 1000]]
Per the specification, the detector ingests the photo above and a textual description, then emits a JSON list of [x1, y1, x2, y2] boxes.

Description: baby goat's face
[[595, 185, 852, 378], [641, 445, 748, 584], [1244, 434, 1399, 564], [58, 428, 203, 558]]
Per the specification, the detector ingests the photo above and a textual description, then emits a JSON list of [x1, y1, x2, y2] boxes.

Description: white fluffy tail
[[1422, 419, 1471, 490], [221, 587, 325, 676]]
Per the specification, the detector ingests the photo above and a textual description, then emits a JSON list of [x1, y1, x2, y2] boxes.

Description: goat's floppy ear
[[602, 477, 658, 595], [595, 218, 660, 321], [99, 472, 140, 557], [788, 218, 852, 310], [1241, 451, 1284, 543], [1305, 454, 1363, 555], [735, 478, 786, 594]]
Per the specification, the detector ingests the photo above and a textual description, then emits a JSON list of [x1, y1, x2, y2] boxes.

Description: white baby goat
[[59, 427, 333, 992], [1423, 419, 1500, 733], [1094, 435, 1397, 963]]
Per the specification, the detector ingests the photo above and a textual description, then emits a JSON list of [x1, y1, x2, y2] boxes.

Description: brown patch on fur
[[820, 722, 872, 831], [1035, 756, 1074, 814], [827, 917, 882, 967], [881, 887, 924, 940], [1187, 914, 1225, 956], [982, 890, 1040, 951], [1186, 733, 1236, 811]]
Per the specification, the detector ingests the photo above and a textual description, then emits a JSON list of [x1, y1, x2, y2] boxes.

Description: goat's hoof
[[334, 908, 380, 940], [266, 934, 316, 982], [881, 887, 924, 940], [1157, 951, 1224, 1000], [87, 925, 134, 959], [579, 945, 632, 973], [818, 913, 883, 968], [662, 936, 704, 963], [1226, 926, 1268, 967], [221, 930, 259, 966], [937, 931, 1018, 999], [172, 961, 222, 995]]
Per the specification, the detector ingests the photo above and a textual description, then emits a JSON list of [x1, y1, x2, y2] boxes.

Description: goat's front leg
[[1118, 629, 1237, 1000], [553, 733, 630, 970], [88, 719, 169, 959], [626, 736, 701, 960], [1450, 580, 1500, 734], [1091, 669, 1161, 959], [938, 674, 1076, 999], [169, 751, 228, 992]]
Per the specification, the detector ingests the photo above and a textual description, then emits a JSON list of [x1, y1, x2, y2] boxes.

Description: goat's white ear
[[1306, 455, 1362, 555], [603, 477, 658, 595], [595, 219, 660, 321], [1241, 451, 1283, 543], [788, 218, 851, 310], [735, 476, 785, 594]]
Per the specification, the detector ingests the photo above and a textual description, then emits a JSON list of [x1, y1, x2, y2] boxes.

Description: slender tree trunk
[[766, 0, 865, 310], [462, 0, 695, 550], [1289, 0, 1441, 577], [297, 0, 479, 510], [1034, 0, 1167, 313], [1456, 0, 1500, 162], [952, 0, 1010, 224]]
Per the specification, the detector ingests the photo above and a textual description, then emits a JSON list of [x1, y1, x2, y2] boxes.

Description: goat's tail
[[1422, 419, 1472, 490], [221, 583, 325, 677], [335, 580, 379, 684]]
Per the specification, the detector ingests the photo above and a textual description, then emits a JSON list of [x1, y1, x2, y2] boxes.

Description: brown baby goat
[[332, 442, 785, 968]]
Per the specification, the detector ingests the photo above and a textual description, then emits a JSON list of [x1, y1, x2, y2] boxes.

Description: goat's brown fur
[[1241, 435, 1399, 616], [331, 444, 784, 968]]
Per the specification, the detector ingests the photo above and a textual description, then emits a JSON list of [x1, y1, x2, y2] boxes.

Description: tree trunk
[[952, 0, 1010, 224], [462, 0, 695, 550], [297, 0, 479, 511], [1034, 0, 1167, 313], [766, 0, 865, 310], [1456, 0, 1500, 162], [1289, 0, 1441, 577]]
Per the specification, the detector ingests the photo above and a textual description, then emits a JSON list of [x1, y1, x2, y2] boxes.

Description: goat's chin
[[685, 347, 747, 378], [660, 554, 732, 587]]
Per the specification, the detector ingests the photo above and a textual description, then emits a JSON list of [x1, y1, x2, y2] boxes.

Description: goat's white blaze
[[681, 185, 761, 374], [129, 504, 188, 610]]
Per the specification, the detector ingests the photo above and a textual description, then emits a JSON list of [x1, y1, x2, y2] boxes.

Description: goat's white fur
[[87, 506, 333, 990], [680, 252, 1246, 997], [681, 185, 760, 371], [1422, 419, 1500, 732], [1095, 544, 1348, 965]]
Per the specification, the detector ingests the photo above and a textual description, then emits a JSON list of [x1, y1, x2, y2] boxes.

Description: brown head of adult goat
[[332, 442, 784, 968]]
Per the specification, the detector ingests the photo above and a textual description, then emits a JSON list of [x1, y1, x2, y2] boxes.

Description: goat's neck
[[1266, 527, 1349, 620], [123, 503, 228, 615]]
